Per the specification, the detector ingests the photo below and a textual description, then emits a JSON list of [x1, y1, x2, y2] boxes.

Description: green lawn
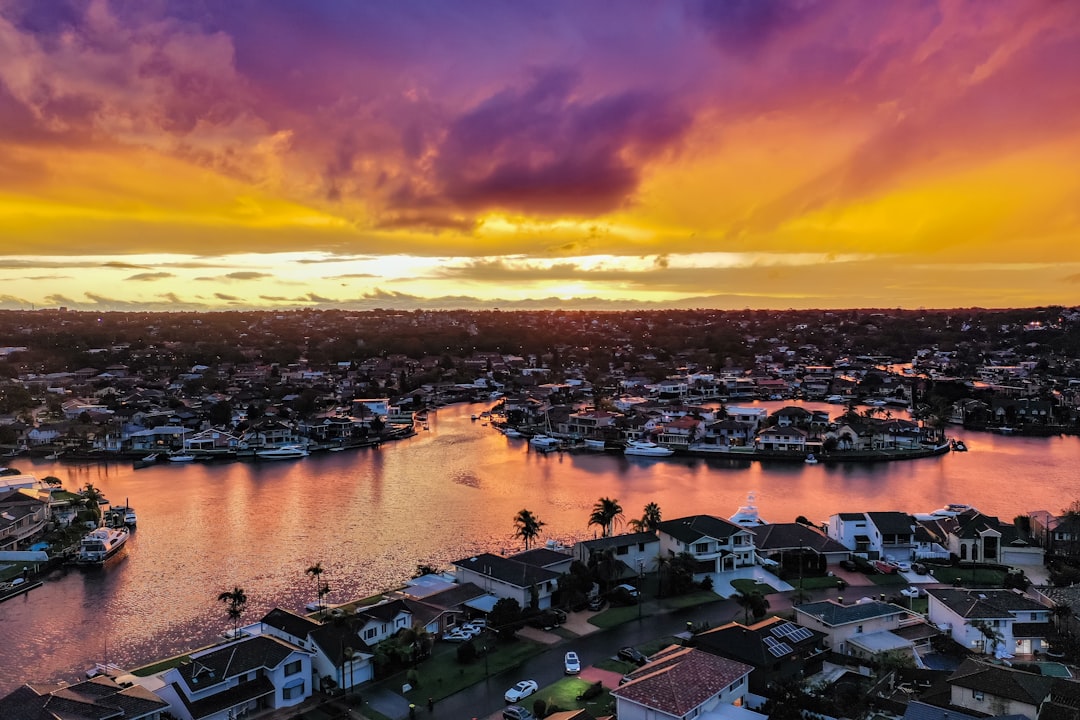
[[927, 566, 1006, 587], [638, 636, 682, 657], [730, 579, 777, 595], [868, 573, 910, 586], [593, 658, 636, 674], [131, 654, 192, 676], [529, 677, 615, 717], [382, 637, 547, 703], [588, 604, 642, 628], [792, 576, 846, 590]]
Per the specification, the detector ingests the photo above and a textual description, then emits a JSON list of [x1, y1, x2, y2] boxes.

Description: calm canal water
[[2, 401, 1079, 693]]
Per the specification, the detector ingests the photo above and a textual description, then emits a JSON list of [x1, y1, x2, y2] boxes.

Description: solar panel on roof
[[788, 626, 813, 642], [765, 640, 793, 657]]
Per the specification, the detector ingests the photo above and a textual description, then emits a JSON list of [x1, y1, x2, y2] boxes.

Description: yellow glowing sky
[[1, 1, 1079, 310]]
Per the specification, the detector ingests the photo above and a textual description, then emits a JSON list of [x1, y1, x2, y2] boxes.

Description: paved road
[[418, 598, 745, 720]]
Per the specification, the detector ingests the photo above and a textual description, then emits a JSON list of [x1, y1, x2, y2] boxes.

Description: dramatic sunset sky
[[1, 0, 1079, 311]]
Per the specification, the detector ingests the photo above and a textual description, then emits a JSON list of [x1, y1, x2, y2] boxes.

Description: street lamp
[[637, 559, 645, 621]]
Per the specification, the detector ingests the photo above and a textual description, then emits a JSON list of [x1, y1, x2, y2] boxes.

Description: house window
[[284, 660, 303, 676], [972, 690, 984, 701], [616, 545, 629, 555], [694, 542, 709, 553], [856, 625, 863, 634], [283, 680, 306, 700], [365, 628, 377, 640], [638, 543, 645, 551]]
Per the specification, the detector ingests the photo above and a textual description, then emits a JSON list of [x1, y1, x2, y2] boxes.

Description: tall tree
[[306, 562, 325, 612], [513, 509, 546, 551], [218, 586, 248, 636], [588, 497, 624, 538], [629, 502, 662, 533]]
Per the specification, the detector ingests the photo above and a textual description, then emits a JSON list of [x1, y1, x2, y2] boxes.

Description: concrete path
[[365, 686, 414, 720], [707, 567, 795, 597]]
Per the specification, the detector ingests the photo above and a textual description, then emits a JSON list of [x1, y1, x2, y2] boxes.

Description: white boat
[[141, 453, 159, 463], [501, 427, 524, 438], [729, 492, 767, 527], [950, 439, 968, 452], [624, 440, 674, 457], [583, 439, 606, 450], [529, 435, 561, 450], [928, 503, 974, 518], [167, 453, 196, 463], [805, 453, 819, 464], [44, 451, 62, 460], [77, 526, 129, 565], [256, 445, 310, 460]]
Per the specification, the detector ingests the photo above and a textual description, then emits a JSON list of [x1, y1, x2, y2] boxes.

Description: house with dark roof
[[155, 634, 314, 720], [452, 553, 561, 610], [259, 607, 374, 693], [749, 523, 851, 566], [612, 646, 755, 720], [828, 511, 915, 562], [0, 675, 169, 720], [353, 598, 413, 645], [1029, 510, 1080, 557], [794, 599, 925, 659], [926, 588, 1053, 657], [574, 531, 661, 574], [943, 658, 1080, 718], [941, 509, 1043, 566], [656, 515, 756, 574], [692, 616, 827, 694], [511, 547, 575, 575]]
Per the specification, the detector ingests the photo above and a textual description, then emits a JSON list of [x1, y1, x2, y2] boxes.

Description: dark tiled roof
[[926, 588, 1044, 618], [453, 553, 560, 587], [420, 581, 489, 609], [358, 597, 411, 622], [509, 548, 573, 568], [838, 512, 866, 521], [750, 523, 848, 553], [657, 515, 746, 543], [177, 635, 303, 689], [308, 623, 371, 664], [173, 675, 276, 720], [0, 676, 168, 720], [948, 658, 1054, 705], [796, 600, 906, 626], [578, 532, 658, 553], [867, 512, 915, 535], [612, 646, 752, 716], [261, 607, 320, 639], [901, 700, 983, 720], [695, 617, 823, 667]]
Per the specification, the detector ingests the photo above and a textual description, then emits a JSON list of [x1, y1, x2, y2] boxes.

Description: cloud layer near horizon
[[1, 0, 1079, 310]]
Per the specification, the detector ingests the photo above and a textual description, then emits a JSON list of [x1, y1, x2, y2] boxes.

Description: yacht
[[501, 427, 524, 438], [624, 440, 674, 457], [167, 452, 196, 463], [528, 435, 561, 451], [255, 445, 310, 460], [805, 453, 819, 464], [950, 439, 968, 452], [77, 526, 129, 565], [583, 439, 606, 450], [729, 492, 767, 527]]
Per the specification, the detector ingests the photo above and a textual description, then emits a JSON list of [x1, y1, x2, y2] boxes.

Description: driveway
[[707, 567, 794, 597]]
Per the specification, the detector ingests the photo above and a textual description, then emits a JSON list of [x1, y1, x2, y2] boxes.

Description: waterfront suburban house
[[0, 488, 49, 551], [794, 599, 930, 661], [937, 658, 1080, 718], [655, 515, 757, 575], [353, 598, 413, 646], [916, 509, 1043, 566], [452, 552, 560, 610], [755, 425, 809, 452], [612, 645, 758, 720], [1029, 509, 1080, 557], [397, 576, 495, 634], [827, 512, 916, 562], [152, 634, 314, 720], [258, 607, 374, 693], [925, 588, 1053, 657], [749, 523, 851, 567], [574, 531, 661, 575], [692, 616, 827, 697], [0, 675, 169, 719]]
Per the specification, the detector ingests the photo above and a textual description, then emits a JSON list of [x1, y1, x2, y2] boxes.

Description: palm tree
[[588, 497, 624, 538], [218, 586, 248, 636], [81, 483, 104, 524], [629, 502, 662, 533], [513, 509, 546, 551], [588, 548, 621, 593], [306, 562, 325, 611], [734, 590, 770, 624]]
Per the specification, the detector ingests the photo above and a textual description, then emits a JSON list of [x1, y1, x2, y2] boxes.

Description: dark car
[[838, 559, 857, 571], [912, 562, 928, 575], [618, 646, 648, 666], [587, 596, 605, 611], [504, 706, 535, 720]]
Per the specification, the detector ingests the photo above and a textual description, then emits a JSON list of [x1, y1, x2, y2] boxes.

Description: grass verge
[[928, 566, 1006, 587], [730, 579, 776, 595], [530, 677, 615, 717], [660, 590, 721, 610], [587, 605, 641, 629]]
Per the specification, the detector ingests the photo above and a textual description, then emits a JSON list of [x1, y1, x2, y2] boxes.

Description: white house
[[259, 607, 374, 693], [656, 515, 756, 573], [794, 599, 921, 659], [755, 426, 807, 451], [353, 598, 413, 646], [574, 532, 661, 574], [452, 553, 560, 610], [155, 635, 314, 720], [827, 512, 915, 561], [926, 588, 1053, 657]]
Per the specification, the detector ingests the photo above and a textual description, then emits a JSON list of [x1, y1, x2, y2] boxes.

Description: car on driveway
[[587, 596, 605, 611], [564, 651, 581, 674], [900, 587, 924, 598], [839, 559, 858, 571], [618, 646, 648, 666], [441, 630, 473, 642], [894, 561, 912, 573], [504, 680, 539, 704], [503, 706, 534, 720]]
